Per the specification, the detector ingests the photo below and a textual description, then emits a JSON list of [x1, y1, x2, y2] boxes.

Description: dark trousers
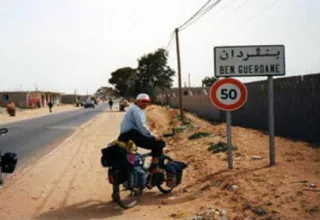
[[118, 129, 165, 157]]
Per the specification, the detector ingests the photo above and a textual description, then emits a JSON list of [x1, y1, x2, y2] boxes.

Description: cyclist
[[118, 93, 165, 173]]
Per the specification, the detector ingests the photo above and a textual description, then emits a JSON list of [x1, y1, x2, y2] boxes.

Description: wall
[[158, 73, 320, 143], [27, 92, 42, 108], [61, 95, 77, 104], [164, 91, 220, 122], [0, 91, 62, 108], [0, 92, 28, 108], [221, 74, 320, 143], [61, 94, 88, 104]]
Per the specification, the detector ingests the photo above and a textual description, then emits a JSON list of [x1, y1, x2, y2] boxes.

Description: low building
[[61, 94, 88, 105], [41, 92, 61, 106], [0, 91, 61, 109]]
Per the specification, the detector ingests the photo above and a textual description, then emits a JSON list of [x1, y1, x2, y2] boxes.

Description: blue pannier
[[127, 166, 147, 189]]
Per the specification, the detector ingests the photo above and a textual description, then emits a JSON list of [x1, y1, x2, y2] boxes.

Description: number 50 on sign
[[210, 78, 248, 111]]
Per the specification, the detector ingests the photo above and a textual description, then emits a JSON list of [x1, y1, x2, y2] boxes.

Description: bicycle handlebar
[[162, 128, 175, 138]]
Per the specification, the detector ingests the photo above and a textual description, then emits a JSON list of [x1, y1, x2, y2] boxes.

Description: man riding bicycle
[[117, 93, 165, 173]]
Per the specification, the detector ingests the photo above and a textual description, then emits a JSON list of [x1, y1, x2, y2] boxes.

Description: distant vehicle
[[91, 97, 98, 105], [84, 99, 95, 108], [119, 98, 129, 111]]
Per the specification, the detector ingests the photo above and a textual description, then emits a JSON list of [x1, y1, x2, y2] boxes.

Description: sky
[[0, 0, 319, 95]]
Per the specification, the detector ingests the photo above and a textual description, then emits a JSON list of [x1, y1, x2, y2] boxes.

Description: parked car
[[84, 99, 95, 108]]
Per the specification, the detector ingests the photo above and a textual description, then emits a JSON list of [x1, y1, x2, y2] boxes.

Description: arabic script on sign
[[219, 47, 280, 61]]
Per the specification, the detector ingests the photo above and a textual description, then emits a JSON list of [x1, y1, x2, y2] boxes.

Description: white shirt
[[120, 104, 152, 137]]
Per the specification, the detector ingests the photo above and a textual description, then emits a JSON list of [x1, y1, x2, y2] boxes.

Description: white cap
[[136, 93, 150, 102]]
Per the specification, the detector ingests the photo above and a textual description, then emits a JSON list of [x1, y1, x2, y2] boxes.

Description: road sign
[[214, 45, 285, 77], [210, 78, 247, 111]]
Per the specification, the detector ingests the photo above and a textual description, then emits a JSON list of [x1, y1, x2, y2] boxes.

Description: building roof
[[0, 91, 61, 95]]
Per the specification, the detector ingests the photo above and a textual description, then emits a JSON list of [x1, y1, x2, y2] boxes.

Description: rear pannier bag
[[165, 160, 187, 187], [100, 144, 128, 167], [127, 166, 147, 189]]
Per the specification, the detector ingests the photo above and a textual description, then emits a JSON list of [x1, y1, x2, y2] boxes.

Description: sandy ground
[[146, 106, 320, 220], [0, 105, 78, 125], [0, 106, 319, 220]]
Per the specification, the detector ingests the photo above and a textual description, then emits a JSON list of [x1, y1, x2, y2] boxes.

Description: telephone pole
[[188, 73, 191, 88], [74, 89, 77, 104], [175, 28, 184, 122]]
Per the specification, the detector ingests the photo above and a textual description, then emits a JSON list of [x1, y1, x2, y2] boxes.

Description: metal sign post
[[268, 76, 275, 165], [214, 45, 285, 166], [226, 111, 233, 169]]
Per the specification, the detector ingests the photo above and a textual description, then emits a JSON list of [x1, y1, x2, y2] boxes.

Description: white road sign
[[214, 45, 285, 77]]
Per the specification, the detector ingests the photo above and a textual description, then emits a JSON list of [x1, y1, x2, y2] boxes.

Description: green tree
[[202, 76, 218, 87], [135, 48, 175, 99], [108, 67, 136, 97]]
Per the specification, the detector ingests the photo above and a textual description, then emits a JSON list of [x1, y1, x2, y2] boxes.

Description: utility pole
[[188, 73, 191, 88], [74, 89, 77, 104], [175, 28, 184, 122]]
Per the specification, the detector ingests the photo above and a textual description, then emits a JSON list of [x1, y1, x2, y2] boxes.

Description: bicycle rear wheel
[[112, 183, 142, 209]]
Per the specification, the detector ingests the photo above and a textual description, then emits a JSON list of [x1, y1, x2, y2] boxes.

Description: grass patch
[[176, 114, 193, 125], [173, 126, 187, 133], [188, 132, 212, 140], [207, 142, 238, 153]]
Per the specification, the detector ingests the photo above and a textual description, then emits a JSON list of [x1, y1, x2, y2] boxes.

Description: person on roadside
[[118, 93, 165, 173], [48, 101, 53, 113], [108, 98, 113, 110]]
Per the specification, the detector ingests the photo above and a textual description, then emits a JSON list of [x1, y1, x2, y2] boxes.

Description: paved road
[[0, 102, 113, 170]]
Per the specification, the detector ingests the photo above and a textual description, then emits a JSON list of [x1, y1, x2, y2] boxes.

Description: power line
[[165, 32, 175, 51], [180, 0, 222, 31], [243, 0, 281, 25], [227, 0, 282, 32], [178, 0, 213, 30], [211, 0, 252, 29], [163, 0, 217, 51], [180, 0, 239, 37], [164, 0, 224, 50]]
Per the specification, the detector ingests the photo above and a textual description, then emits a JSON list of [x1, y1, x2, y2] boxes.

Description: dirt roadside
[[0, 105, 78, 125], [146, 106, 320, 220], [0, 109, 183, 220], [0, 105, 319, 220]]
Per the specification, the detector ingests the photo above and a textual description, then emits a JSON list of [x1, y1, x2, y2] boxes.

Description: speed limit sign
[[210, 78, 247, 111]]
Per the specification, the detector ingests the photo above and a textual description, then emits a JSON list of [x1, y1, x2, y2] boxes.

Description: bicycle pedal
[[146, 181, 153, 189]]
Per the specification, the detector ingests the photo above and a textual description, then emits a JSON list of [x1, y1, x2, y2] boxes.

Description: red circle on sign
[[209, 78, 247, 111]]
